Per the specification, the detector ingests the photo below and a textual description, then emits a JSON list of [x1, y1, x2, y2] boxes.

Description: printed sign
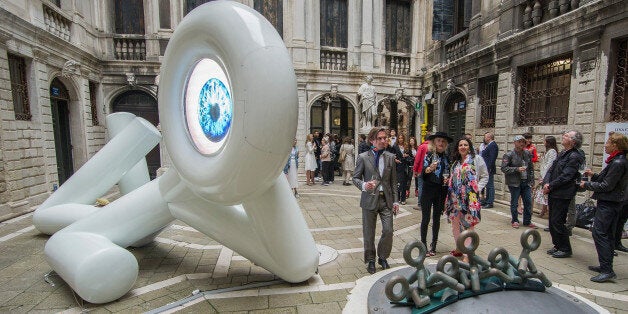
[[603, 122, 628, 168]]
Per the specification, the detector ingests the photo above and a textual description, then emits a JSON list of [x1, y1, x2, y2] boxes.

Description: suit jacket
[[353, 150, 398, 211], [480, 141, 498, 175]]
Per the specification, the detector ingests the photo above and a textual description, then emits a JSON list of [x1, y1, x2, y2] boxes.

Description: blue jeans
[[416, 176, 424, 205], [484, 173, 495, 206], [508, 182, 532, 224]]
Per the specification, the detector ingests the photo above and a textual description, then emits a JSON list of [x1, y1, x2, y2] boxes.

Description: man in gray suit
[[353, 127, 400, 274]]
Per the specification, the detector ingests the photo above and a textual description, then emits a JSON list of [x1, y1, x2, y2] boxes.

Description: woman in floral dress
[[445, 137, 489, 262]]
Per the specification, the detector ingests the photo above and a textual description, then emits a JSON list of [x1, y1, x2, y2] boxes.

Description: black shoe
[[546, 247, 558, 255], [613, 251, 618, 256], [481, 204, 493, 209], [590, 272, 617, 283], [588, 265, 602, 273], [378, 258, 390, 269], [367, 261, 376, 274], [616, 244, 628, 253], [552, 250, 572, 258], [543, 227, 550, 232]]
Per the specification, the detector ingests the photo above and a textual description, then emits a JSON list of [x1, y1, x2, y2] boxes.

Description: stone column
[[360, 0, 374, 71], [291, 0, 307, 67]]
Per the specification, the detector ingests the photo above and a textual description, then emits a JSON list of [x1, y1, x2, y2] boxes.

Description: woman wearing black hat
[[420, 131, 453, 256]]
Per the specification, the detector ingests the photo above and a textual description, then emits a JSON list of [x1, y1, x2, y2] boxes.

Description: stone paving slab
[[0, 179, 626, 313]]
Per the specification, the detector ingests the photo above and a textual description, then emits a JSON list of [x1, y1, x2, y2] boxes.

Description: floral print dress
[[445, 155, 481, 232]]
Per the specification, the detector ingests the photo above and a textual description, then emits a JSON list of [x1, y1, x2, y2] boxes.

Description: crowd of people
[[289, 128, 627, 283]]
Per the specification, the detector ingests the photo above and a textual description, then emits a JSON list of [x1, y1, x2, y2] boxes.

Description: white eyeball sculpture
[[32, 1, 318, 304]]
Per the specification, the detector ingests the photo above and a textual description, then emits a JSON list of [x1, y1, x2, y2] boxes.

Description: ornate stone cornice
[[0, 28, 12, 47], [32, 47, 50, 62]]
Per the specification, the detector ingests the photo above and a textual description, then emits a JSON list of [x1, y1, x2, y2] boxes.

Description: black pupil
[[210, 103, 220, 122]]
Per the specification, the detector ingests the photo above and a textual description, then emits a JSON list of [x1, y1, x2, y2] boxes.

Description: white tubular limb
[[33, 115, 161, 234], [241, 175, 319, 282], [106, 112, 152, 195], [167, 175, 319, 283], [44, 232, 138, 304], [44, 177, 174, 303]]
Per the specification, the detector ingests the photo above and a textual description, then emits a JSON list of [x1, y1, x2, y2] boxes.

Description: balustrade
[[444, 31, 468, 63], [385, 55, 410, 75], [43, 4, 71, 41], [320, 49, 347, 71], [113, 37, 146, 61]]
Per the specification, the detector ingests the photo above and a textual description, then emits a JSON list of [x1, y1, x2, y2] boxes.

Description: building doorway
[[444, 92, 467, 142], [377, 97, 417, 139], [50, 78, 74, 185], [112, 91, 161, 179], [309, 96, 355, 138]]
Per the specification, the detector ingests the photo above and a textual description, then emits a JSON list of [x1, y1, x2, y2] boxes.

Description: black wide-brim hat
[[427, 131, 454, 143]]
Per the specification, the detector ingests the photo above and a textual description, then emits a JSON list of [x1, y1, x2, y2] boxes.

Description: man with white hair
[[542, 130, 585, 258]]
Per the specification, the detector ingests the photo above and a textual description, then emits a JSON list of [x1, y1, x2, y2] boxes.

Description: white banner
[[603, 122, 628, 168]]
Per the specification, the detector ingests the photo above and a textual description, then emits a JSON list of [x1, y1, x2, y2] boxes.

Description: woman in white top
[[339, 136, 355, 185], [304, 134, 317, 186], [535, 135, 558, 217]]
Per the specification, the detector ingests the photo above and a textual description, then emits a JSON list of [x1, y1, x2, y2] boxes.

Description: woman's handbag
[[339, 149, 347, 163]]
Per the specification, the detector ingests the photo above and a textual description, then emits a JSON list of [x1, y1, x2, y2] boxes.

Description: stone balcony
[[113, 36, 146, 61], [385, 54, 411, 75], [43, 4, 71, 42], [444, 29, 469, 63], [320, 47, 347, 71]]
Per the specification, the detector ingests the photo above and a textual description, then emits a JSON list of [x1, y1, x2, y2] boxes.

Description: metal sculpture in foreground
[[385, 229, 551, 312], [32, 1, 318, 304]]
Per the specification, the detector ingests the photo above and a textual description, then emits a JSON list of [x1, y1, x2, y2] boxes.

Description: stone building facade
[[421, 0, 627, 201], [0, 0, 626, 219]]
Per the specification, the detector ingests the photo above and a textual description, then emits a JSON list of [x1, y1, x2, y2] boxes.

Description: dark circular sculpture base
[[368, 266, 601, 314]]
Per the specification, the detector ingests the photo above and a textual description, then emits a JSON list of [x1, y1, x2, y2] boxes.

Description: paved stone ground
[[0, 178, 626, 313]]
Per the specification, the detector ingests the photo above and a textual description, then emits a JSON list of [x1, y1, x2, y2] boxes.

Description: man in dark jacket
[[358, 134, 370, 154], [579, 132, 628, 282], [481, 132, 498, 208], [501, 135, 536, 229], [313, 131, 322, 179], [543, 130, 585, 258]]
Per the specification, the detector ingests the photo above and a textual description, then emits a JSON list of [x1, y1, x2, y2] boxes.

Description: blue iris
[[198, 78, 232, 142]]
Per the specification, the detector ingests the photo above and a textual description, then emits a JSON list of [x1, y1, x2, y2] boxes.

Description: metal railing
[[610, 39, 627, 121], [517, 56, 572, 125]]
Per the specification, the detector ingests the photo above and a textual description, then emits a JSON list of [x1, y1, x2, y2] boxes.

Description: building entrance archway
[[310, 96, 355, 138], [112, 91, 161, 179], [376, 96, 417, 139], [50, 78, 74, 185], [444, 92, 467, 143]]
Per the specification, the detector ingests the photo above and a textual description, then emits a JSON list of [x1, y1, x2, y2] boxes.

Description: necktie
[[374, 150, 382, 169]]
